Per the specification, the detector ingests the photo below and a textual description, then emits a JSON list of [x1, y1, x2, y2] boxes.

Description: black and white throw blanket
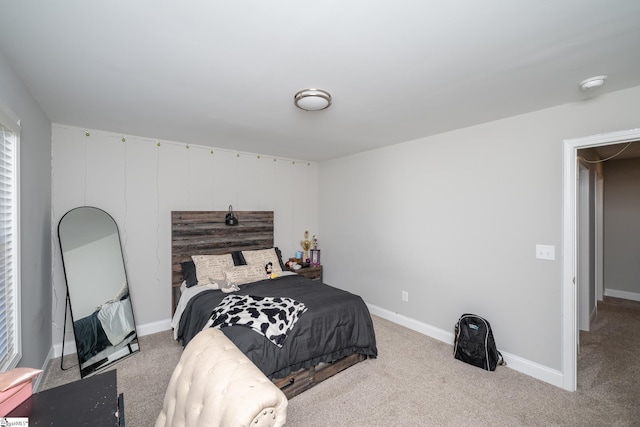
[[203, 294, 307, 347]]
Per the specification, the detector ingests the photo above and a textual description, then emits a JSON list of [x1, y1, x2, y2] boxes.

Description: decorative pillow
[[223, 265, 268, 285], [180, 261, 198, 288], [191, 254, 234, 285], [242, 248, 284, 275]]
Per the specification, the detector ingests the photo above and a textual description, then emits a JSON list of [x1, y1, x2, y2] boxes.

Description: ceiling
[[592, 140, 640, 161], [1, 1, 639, 162]]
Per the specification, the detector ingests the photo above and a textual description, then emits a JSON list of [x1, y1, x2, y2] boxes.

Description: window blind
[[0, 110, 20, 371]]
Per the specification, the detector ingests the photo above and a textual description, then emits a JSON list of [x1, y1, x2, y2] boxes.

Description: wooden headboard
[[171, 211, 274, 314]]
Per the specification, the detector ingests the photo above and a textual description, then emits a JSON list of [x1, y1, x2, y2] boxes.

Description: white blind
[[0, 110, 20, 371]]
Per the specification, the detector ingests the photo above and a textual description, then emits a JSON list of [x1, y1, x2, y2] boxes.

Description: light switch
[[536, 244, 555, 260]]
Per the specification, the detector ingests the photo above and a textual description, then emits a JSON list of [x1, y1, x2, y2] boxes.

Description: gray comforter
[[177, 274, 378, 379]]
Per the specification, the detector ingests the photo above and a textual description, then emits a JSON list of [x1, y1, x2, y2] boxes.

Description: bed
[[170, 210, 377, 398]]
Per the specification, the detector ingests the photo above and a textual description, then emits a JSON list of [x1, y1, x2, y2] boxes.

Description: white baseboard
[[136, 318, 172, 337], [367, 304, 564, 389], [367, 304, 454, 345], [604, 288, 640, 302], [51, 338, 82, 358], [33, 346, 57, 391], [50, 308, 568, 389]]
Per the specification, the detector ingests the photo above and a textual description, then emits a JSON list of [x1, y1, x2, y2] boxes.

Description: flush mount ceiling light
[[294, 89, 332, 111], [579, 75, 607, 90]]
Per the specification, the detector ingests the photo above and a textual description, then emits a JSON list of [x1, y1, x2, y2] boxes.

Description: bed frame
[[171, 210, 368, 398]]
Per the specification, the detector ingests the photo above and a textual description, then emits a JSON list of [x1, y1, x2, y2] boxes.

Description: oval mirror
[[58, 206, 140, 377]]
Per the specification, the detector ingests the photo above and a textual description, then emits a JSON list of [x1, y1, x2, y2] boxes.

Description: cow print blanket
[[203, 294, 308, 347]]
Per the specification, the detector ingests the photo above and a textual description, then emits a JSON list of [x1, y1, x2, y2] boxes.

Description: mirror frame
[[58, 206, 140, 377]]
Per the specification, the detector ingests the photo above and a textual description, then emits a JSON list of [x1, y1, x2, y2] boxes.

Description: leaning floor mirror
[[58, 206, 140, 377]]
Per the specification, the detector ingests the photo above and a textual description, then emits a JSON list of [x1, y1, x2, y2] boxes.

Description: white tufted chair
[[155, 328, 288, 427]]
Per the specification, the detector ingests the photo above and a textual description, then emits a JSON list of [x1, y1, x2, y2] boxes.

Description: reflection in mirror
[[58, 206, 139, 377]]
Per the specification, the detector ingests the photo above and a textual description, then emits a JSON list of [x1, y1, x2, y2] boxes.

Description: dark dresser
[[7, 369, 124, 426]]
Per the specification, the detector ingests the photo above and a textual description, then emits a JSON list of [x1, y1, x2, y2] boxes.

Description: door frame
[[562, 128, 640, 391], [578, 162, 591, 333], [595, 172, 604, 303]]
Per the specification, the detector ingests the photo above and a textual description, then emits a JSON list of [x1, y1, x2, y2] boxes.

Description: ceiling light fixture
[[294, 89, 332, 111], [579, 75, 607, 90]]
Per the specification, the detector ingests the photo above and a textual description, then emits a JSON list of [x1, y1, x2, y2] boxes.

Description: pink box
[[0, 380, 33, 416]]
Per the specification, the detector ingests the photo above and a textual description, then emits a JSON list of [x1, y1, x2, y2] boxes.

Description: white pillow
[[223, 265, 268, 285], [191, 254, 234, 286], [242, 248, 283, 275]]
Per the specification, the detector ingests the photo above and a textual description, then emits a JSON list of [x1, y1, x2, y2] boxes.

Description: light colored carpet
[[39, 297, 640, 426]]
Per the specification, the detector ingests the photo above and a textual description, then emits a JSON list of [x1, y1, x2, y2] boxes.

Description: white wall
[[603, 157, 640, 298], [319, 85, 640, 379], [0, 49, 52, 370], [51, 125, 318, 348]]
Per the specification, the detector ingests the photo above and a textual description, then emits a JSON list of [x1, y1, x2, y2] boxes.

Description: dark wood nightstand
[[292, 265, 323, 282]]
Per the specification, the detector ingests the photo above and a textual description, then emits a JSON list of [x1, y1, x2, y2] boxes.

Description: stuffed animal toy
[[265, 262, 279, 279]]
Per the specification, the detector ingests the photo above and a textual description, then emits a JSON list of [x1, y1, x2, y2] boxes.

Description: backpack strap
[[497, 351, 506, 366]]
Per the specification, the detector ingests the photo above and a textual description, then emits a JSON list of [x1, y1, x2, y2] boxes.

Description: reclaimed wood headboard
[[171, 210, 274, 314]]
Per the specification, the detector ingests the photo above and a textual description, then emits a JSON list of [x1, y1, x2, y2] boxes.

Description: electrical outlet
[[536, 244, 555, 260], [402, 291, 409, 302]]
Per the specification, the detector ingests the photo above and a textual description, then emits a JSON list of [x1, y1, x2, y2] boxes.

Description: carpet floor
[[39, 297, 640, 426]]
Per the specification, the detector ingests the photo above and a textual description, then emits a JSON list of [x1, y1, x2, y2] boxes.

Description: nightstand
[[292, 265, 323, 282]]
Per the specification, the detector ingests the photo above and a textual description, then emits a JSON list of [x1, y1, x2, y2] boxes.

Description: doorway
[[562, 128, 640, 391]]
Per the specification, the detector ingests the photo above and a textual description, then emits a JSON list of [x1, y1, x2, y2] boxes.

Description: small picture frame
[[310, 249, 321, 266]]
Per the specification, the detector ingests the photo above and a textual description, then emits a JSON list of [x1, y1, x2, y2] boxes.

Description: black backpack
[[453, 314, 505, 371]]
